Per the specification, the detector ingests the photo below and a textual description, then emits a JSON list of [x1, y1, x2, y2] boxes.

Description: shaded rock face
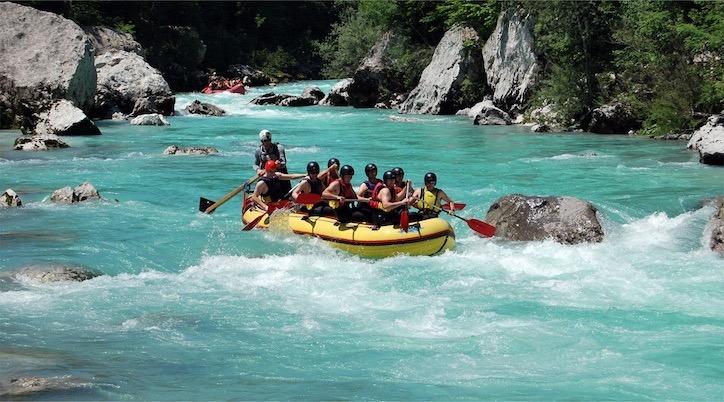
[[301, 87, 325, 102], [34, 100, 100, 135], [50, 182, 100, 204], [485, 194, 604, 244], [469, 100, 512, 125], [711, 197, 724, 255], [348, 31, 402, 108], [687, 114, 724, 165], [185, 100, 225, 116], [163, 145, 218, 155], [14, 265, 101, 283], [482, 9, 538, 110], [2, 189, 22, 207], [129, 114, 170, 126], [399, 26, 484, 115], [92, 50, 174, 118], [227, 64, 271, 86], [84, 26, 144, 56], [319, 79, 353, 106], [588, 102, 640, 134], [0, 2, 96, 129], [13, 135, 70, 151]]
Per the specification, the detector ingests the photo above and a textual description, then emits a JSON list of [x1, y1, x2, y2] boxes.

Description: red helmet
[[264, 160, 278, 172]]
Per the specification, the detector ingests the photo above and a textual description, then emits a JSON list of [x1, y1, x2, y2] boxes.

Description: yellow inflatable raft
[[242, 206, 455, 258]]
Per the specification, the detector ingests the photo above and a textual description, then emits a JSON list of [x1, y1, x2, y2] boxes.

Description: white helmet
[[258, 129, 272, 141]]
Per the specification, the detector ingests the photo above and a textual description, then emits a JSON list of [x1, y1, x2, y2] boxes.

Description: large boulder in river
[[0, 2, 96, 129], [92, 50, 174, 118], [185, 100, 225, 116], [33, 100, 100, 135], [485, 194, 604, 244], [14, 265, 101, 283], [278, 96, 317, 107], [587, 102, 640, 134], [348, 31, 402, 108], [129, 113, 169, 126], [50, 182, 101, 204], [84, 26, 144, 57], [468, 99, 512, 125], [0, 375, 93, 397], [13, 134, 70, 151], [687, 114, 724, 165], [227, 64, 271, 86], [2, 189, 22, 207], [301, 87, 325, 102], [399, 26, 484, 115], [710, 197, 724, 255], [250, 92, 293, 106], [482, 9, 538, 110], [319, 79, 352, 106]]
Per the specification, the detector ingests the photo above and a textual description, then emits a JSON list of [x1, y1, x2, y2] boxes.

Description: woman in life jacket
[[251, 160, 305, 212], [322, 165, 370, 223], [411, 172, 455, 220], [292, 161, 332, 214], [369, 170, 416, 226]]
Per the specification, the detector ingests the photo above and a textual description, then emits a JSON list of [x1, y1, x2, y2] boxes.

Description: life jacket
[[416, 187, 441, 213], [369, 182, 391, 210], [361, 178, 382, 198], [324, 172, 339, 187], [300, 176, 325, 210], [327, 178, 356, 209], [260, 175, 285, 202], [258, 143, 281, 164]]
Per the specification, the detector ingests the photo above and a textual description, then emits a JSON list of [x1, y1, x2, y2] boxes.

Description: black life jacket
[[258, 143, 281, 162], [304, 176, 324, 195], [260, 176, 285, 202]]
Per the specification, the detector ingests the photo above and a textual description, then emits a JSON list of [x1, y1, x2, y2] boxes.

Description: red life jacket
[[369, 182, 387, 209], [334, 178, 356, 199]]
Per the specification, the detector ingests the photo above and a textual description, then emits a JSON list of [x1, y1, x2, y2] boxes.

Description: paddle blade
[[442, 203, 466, 211], [242, 205, 276, 231], [295, 193, 321, 205], [467, 218, 496, 237], [199, 197, 216, 213], [400, 209, 409, 232]]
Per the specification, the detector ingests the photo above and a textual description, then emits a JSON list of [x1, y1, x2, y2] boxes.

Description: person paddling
[[356, 163, 382, 198], [369, 170, 414, 225], [411, 172, 455, 220], [323, 158, 340, 187], [254, 129, 291, 194], [322, 165, 369, 223], [251, 160, 305, 212], [391, 166, 412, 200], [292, 161, 331, 213]]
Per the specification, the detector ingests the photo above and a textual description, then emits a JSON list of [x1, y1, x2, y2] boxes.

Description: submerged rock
[[2, 189, 22, 207], [588, 102, 640, 134], [482, 9, 538, 109], [129, 114, 170, 126], [485, 194, 604, 244], [687, 114, 724, 165], [0, 376, 91, 397], [319, 79, 352, 106], [33, 100, 100, 136], [163, 145, 218, 155], [13, 265, 101, 283], [399, 26, 484, 115], [185, 100, 225, 116], [710, 197, 724, 255], [50, 182, 101, 204], [469, 99, 512, 125], [13, 135, 70, 151]]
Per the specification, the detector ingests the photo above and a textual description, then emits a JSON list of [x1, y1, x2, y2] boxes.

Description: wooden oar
[[435, 206, 495, 237], [200, 173, 260, 214]]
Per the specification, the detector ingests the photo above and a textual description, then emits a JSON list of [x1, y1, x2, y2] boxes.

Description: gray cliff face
[[0, 2, 97, 128], [84, 26, 144, 57], [482, 9, 538, 110], [348, 31, 402, 108], [485, 194, 604, 244], [687, 114, 724, 165], [399, 26, 484, 115]]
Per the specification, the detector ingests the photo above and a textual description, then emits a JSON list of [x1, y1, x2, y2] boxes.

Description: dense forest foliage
[[23, 0, 723, 135]]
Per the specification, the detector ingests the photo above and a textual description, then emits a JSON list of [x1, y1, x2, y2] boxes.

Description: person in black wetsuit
[[250, 160, 305, 212]]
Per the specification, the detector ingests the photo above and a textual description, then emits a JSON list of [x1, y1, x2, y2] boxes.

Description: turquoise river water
[[1, 80, 723, 400]]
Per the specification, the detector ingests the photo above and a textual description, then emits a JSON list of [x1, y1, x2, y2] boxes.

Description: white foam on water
[[523, 151, 611, 163]]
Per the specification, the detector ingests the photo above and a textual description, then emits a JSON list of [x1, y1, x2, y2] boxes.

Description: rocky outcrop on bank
[[185, 100, 225, 116], [163, 145, 218, 155], [92, 50, 175, 118], [2, 189, 22, 207], [399, 26, 484, 115], [587, 102, 640, 134], [482, 9, 538, 110], [319, 79, 353, 106], [227, 64, 271, 86], [347, 31, 404, 108], [710, 197, 724, 255], [485, 194, 604, 244], [13, 135, 70, 151], [458, 99, 511, 125], [0, 2, 96, 130], [85, 26, 144, 57], [50, 182, 101, 204], [34, 100, 101, 135], [129, 114, 170, 126], [687, 114, 724, 165]]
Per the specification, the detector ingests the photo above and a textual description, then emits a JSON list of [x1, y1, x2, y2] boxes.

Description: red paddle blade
[[295, 193, 321, 205], [442, 203, 466, 211], [467, 218, 496, 237], [242, 205, 276, 231], [400, 209, 409, 232]]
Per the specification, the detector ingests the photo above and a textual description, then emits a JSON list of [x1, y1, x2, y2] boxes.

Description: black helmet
[[424, 172, 437, 183], [307, 161, 320, 174], [364, 163, 377, 174], [327, 158, 340, 168], [383, 170, 396, 181], [339, 165, 354, 177], [392, 167, 404, 177]]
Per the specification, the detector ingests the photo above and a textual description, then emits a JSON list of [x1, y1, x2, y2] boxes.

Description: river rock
[[687, 114, 724, 165], [482, 9, 538, 110], [250, 92, 293, 105], [163, 145, 218, 155], [84, 26, 144, 56], [485, 194, 604, 244], [0, 376, 91, 397], [399, 26, 484, 115], [278, 96, 317, 107], [185, 100, 225, 116], [129, 114, 170, 126], [587, 102, 640, 134], [0, 2, 96, 129], [469, 99, 512, 125], [13, 135, 70, 151], [14, 265, 101, 283], [348, 31, 401, 108], [227, 64, 271, 86], [2, 189, 22, 207], [319, 79, 352, 106], [531, 123, 550, 132], [301, 87, 325, 102], [33, 100, 100, 135], [92, 50, 174, 118], [50, 182, 101, 204], [528, 103, 565, 129], [710, 197, 724, 255]]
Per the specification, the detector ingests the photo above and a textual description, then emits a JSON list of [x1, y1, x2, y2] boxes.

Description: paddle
[[200, 173, 260, 214], [295, 193, 322, 205], [442, 202, 466, 211], [435, 206, 496, 237], [400, 181, 410, 232], [242, 200, 292, 231]]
